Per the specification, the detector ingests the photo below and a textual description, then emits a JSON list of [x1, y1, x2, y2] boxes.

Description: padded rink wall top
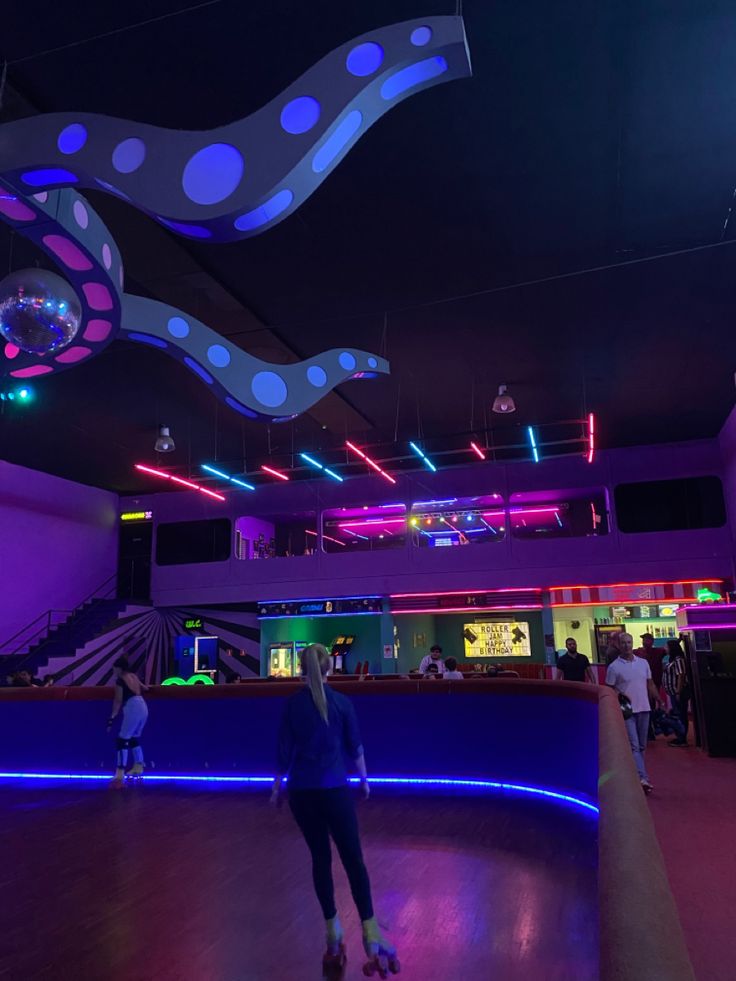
[[0, 679, 598, 803]]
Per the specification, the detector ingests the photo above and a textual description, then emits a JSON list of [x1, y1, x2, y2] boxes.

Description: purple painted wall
[[123, 437, 733, 607], [0, 460, 118, 651]]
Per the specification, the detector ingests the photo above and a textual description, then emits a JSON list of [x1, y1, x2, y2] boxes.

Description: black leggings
[[289, 786, 374, 922]]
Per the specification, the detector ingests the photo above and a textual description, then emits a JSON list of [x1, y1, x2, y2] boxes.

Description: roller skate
[[127, 762, 145, 783], [109, 767, 125, 790], [361, 917, 400, 977], [322, 916, 347, 980], [641, 780, 653, 795]]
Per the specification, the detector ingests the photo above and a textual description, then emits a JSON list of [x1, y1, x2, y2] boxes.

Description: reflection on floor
[[648, 735, 736, 981], [1, 784, 598, 980]]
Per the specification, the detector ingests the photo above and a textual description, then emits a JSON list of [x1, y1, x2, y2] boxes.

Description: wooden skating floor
[[0, 781, 598, 980]]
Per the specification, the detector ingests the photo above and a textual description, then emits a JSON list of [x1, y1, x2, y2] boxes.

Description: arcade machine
[[330, 635, 355, 673], [268, 640, 308, 677], [173, 635, 219, 682]]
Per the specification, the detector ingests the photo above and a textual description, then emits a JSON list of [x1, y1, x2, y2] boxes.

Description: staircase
[[1, 575, 123, 679]]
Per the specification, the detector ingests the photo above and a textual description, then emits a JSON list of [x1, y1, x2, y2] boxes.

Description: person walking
[[663, 639, 691, 742], [606, 633, 661, 793], [555, 638, 597, 684], [107, 657, 149, 788]]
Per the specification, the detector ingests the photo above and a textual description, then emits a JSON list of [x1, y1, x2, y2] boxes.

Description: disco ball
[[0, 268, 82, 355]]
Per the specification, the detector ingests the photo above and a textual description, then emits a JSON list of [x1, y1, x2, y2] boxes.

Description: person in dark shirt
[[271, 643, 399, 978], [636, 633, 665, 690], [555, 638, 597, 684]]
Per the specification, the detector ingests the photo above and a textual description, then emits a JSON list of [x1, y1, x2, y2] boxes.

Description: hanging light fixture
[[154, 425, 175, 453], [492, 384, 516, 414]]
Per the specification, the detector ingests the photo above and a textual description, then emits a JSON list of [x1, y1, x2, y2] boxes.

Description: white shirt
[[606, 656, 652, 714], [419, 654, 445, 674], [444, 670, 464, 680]]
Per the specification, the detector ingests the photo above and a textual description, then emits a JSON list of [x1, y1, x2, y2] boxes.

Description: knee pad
[[128, 738, 140, 749], [116, 737, 131, 750]]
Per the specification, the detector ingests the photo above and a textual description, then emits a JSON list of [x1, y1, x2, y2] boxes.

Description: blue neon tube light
[[0, 772, 597, 815], [299, 452, 344, 482], [201, 463, 256, 491], [409, 441, 438, 473], [527, 427, 539, 463]]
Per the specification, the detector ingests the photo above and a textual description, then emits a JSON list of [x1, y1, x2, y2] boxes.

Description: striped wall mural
[[48, 604, 261, 686]]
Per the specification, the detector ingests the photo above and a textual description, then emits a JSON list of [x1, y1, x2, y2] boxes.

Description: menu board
[[463, 622, 531, 658]]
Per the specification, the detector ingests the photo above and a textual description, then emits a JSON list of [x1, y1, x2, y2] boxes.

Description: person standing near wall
[[606, 633, 661, 793], [663, 639, 691, 741], [271, 643, 399, 978], [555, 638, 597, 684]]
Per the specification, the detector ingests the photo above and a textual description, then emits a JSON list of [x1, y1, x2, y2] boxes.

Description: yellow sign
[[121, 510, 153, 521], [463, 621, 531, 658]]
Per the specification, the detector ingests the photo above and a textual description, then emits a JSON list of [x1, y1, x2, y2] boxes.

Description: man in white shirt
[[418, 645, 445, 674], [606, 632, 661, 792]]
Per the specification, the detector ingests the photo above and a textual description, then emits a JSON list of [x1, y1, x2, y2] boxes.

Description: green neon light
[[697, 588, 721, 603], [161, 674, 215, 686]]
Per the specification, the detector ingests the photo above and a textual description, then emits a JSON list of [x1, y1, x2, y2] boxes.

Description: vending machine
[[329, 635, 355, 673], [268, 641, 308, 677]]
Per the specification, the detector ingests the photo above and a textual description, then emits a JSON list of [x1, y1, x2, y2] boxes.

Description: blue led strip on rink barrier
[[0, 772, 599, 815]]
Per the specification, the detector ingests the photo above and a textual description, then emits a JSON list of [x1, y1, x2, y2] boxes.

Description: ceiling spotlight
[[492, 384, 516, 414], [154, 425, 176, 453]]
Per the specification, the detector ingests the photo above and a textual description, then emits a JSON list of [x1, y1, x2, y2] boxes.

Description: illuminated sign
[[463, 621, 532, 658], [258, 596, 382, 618], [120, 510, 153, 522], [658, 605, 680, 618], [184, 618, 203, 629], [697, 588, 721, 603], [161, 674, 215, 686]]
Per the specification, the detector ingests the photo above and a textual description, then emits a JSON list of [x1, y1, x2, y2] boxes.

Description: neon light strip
[[509, 506, 560, 516], [259, 610, 380, 618], [409, 441, 438, 473], [258, 594, 382, 604], [0, 772, 597, 814], [343, 528, 369, 540], [345, 441, 397, 485], [528, 426, 539, 463], [201, 463, 256, 491], [305, 528, 345, 547], [390, 587, 542, 598], [299, 452, 344, 482], [481, 511, 507, 519], [261, 465, 289, 481], [677, 623, 736, 630], [413, 498, 458, 506], [678, 603, 736, 610], [550, 578, 723, 590], [135, 464, 226, 501], [587, 412, 595, 464], [550, 598, 701, 608], [470, 441, 486, 460]]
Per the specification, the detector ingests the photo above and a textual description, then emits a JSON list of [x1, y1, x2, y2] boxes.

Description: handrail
[[0, 572, 118, 658]]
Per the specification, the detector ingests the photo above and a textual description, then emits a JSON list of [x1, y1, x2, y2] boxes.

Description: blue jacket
[[277, 685, 363, 790]]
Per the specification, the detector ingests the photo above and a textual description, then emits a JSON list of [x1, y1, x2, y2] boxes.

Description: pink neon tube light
[[470, 441, 486, 460], [587, 413, 595, 464], [390, 587, 542, 599], [261, 465, 289, 481], [337, 518, 406, 529], [305, 529, 345, 547], [135, 464, 226, 502], [345, 441, 397, 485]]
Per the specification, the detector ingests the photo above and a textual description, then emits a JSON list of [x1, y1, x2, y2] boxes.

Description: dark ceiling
[[2, 0, 736, 492]]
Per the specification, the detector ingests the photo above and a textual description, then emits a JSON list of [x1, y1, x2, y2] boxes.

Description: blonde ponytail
[[303, 643, 330, 723]]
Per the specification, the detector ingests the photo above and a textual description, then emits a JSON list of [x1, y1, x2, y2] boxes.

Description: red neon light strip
[[587, 413, 595, 464], [261, 465, 289, 481], [135, 464, 226, 502], [470, 441, 486, 460], [550, 578, 723, 591], [305, 529, 345, 547], [550, 597, 701, 608], [345, 441, 397, 485]]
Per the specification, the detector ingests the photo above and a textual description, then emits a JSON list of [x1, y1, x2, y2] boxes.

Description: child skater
[[107, 656, 149, 788], [271, 643, 399, 979]]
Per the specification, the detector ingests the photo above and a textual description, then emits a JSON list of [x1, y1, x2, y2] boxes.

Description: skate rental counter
[[0, 680, 693, 981]]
